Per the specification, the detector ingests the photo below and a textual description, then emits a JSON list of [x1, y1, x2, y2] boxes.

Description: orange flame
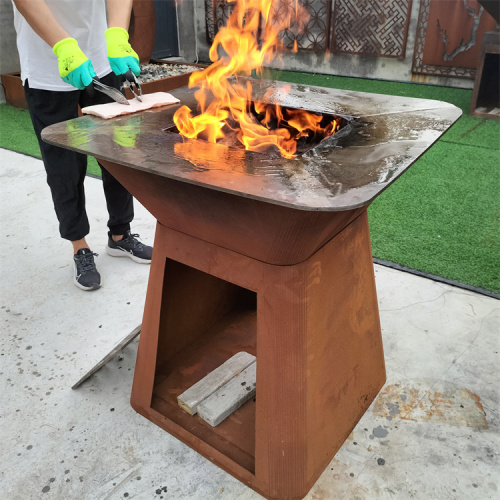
[[173, 0, 340, 158]]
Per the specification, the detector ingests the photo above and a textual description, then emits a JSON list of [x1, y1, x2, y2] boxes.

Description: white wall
[[1, 0, 20, 103]]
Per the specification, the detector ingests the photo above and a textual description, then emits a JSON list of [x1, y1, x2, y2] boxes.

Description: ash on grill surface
[[138, 63, 201, 84]]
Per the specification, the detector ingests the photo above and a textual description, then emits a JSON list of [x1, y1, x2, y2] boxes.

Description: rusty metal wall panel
[[206, 0, 412, 57], [205, 0, 235, 45], [206, 0, 331, 52], [214, 0, 235, 33], [205, 0, 216, 45], [331, 0, 413, 58], [412, 0, 497, 79], [271, 0, 332, 52]]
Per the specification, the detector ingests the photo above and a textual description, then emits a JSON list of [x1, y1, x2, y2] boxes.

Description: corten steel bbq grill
[[43, 80, 461, 500]]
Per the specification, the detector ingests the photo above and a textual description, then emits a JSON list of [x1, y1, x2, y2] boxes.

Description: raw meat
[[81, 92, 180, 119]]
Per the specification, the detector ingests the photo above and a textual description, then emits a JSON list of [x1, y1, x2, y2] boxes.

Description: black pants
[[24, 72, 134, 241]]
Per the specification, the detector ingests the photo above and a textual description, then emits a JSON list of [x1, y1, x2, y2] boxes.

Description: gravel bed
[[138, 63, 202, 83]]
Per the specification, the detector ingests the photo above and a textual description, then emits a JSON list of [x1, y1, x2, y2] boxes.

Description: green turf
[[369, 143, 499, 292], [1, 72, 499, 293], [0, 103, 101, 176]]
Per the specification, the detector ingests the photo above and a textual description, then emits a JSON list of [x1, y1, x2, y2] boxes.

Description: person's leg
[[24, 81, 100, 289], [79, 72, 152, 263], [100, 165, 134, 238], [79, 72, 134, 240], [24, 81, 93, 247]]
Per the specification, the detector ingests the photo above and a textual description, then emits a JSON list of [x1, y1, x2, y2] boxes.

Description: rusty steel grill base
[[99, 158, 385, 500], [136, 222, 384, 499]]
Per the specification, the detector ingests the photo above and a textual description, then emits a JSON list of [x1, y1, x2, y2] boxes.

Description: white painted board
[[197, 361, 257, 427], [177, 351, 256, 415]]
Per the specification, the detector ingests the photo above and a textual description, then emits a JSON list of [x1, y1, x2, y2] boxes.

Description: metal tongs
[[121, 70, 143, 102], [88, 77, 130, 105]]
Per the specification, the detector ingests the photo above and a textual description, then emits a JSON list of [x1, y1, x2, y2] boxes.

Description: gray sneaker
[[107, 231, 152, 263], [73, 248, 101, 291]]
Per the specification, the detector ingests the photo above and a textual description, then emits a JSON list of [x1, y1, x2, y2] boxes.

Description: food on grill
[[82, 92, 179, 119]]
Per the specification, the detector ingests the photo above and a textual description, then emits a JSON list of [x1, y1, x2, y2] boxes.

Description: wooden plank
[[177, 351, 255, 415], [72, 325, 141, 389], [197, 361, 257, 427]]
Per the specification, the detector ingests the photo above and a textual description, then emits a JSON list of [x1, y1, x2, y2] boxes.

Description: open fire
[[173, 0, 342, 159]]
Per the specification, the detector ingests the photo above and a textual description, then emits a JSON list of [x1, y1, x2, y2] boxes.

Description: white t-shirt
[[12, 0, 112, 91]]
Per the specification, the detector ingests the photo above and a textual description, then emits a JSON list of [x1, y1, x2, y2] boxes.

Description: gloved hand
[[105, 27, 140, 77], [53, 38, 96, 89]]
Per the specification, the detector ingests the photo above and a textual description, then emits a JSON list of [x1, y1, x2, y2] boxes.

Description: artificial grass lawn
[[1, 72, 499, 293], [0, 104, 101, 176]]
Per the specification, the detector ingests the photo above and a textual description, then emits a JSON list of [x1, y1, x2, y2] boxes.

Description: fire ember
[[170, 100, 347, 156], [173, 0, 341, 158]]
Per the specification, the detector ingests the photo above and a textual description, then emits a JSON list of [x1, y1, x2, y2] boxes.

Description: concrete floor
[[1, 148, 498, 500]]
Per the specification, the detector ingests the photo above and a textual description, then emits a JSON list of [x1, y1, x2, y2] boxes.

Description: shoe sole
[[107, 246, 151, 264], [73, 275, 101, 291]]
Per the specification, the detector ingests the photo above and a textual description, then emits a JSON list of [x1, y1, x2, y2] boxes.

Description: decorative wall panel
[[205, 0, 414, 59], [205, 0, 216, 44], [214, 0, 235, 33], [206, 0, 331, 52], [205, 0, 234, 45], [331, 0, 413, 58], [412, 0, 497, 79], [270, 0, 332, 51]]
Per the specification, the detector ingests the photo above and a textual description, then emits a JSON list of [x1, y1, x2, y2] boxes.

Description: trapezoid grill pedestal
[[130, 212, 385, 500]]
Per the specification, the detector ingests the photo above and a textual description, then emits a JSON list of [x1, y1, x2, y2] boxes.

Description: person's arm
[[104, 0, 140, 76], [106, 0, 133, 30], [13, 0, 96, 89], [13, 0, 68, 47]]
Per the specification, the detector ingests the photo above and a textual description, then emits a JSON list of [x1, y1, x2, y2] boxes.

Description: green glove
[[53, 37, 96, 89], [105, 27, 140, 76]]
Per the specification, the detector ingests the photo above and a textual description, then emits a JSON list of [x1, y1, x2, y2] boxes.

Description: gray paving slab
[[0, 148, 498, 500]]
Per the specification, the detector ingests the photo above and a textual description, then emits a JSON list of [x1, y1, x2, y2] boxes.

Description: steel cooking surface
[[42, 79, 461, 211]]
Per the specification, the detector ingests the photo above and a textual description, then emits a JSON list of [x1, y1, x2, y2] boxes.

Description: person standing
[[12, 0, 153, 291]]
